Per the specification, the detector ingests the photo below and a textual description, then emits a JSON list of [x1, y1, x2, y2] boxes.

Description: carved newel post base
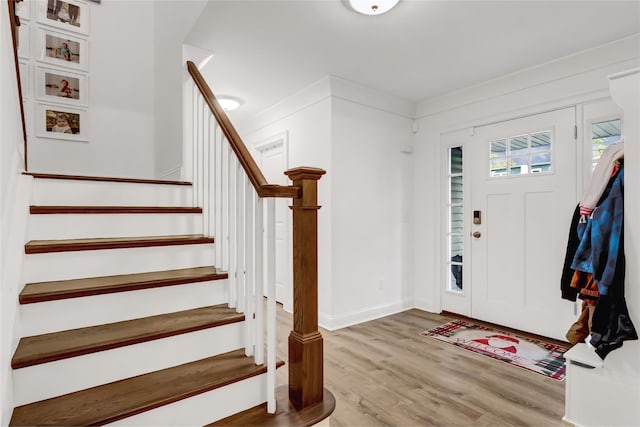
[[284, 167, 326, 410]]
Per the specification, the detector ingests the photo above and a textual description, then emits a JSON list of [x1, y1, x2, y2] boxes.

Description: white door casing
[[469, 108, 577, 340], [252, 132, 292, 312]]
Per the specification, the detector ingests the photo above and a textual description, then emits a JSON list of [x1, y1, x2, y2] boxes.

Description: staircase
[[5, 2, 335, 422], [9, 175, 284, 425]]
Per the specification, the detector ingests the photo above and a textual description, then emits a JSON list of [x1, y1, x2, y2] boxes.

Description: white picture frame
[[18, 22, 31, 58], [36, 66, 87, 106], [37, 27, 88, 71], [38, 0, 90, 35], [19, 62, 30, 98], [16, 0, 31, 21], [36, 103, 89, 142]]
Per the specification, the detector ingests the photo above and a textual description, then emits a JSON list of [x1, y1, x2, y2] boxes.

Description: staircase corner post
[[284, 166, 326, 410]]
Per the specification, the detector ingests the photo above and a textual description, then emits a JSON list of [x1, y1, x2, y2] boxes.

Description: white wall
[[330, 97, 413, 328], [27, 1, 156, 177], [1, 2, 32, 423], [241, 75, 415, 330], [242, 89, 333, 326], [24, 1, 206, 179], [412, 34, 640, 313], [154, 0, 207, 180]]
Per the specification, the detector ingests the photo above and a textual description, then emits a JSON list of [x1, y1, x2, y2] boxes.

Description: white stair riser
[[27, 213, 203, 240], [107, 372, 267, 426], [20, 279, 229, 336], [24, 244, 216, 283], [13, 322, 245, 406], [31, 179, 193, 206]]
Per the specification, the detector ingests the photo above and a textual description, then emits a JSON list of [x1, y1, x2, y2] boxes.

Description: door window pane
[[489, 131, 552, 177], [591, 119, 621, 171], [490, 139, 507, 176], [531, 131, 552, 173]]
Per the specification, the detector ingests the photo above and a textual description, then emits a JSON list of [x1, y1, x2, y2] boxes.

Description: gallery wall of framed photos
[[17, 0, 93, 143]]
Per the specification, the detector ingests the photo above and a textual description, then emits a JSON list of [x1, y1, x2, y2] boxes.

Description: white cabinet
[[564, 342, 640, 427]]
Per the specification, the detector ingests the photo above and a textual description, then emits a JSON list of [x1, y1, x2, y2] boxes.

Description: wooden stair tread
[[208, 385, 336, 427], [25, 234, 214, 254], [12, 305, 243, 369], [24, 172, 192, 186], [19, 266, 228, 304], [10, 349, 285, 426], [30, 205, 202, 214]]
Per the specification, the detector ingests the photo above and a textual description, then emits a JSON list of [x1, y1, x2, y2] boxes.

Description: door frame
[[251, 131, 292, 312], [438, 106, 582, 336]]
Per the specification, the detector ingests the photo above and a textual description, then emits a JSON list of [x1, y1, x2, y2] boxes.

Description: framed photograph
[[36, 66, 87, 106], [18, 22, 31, 58], [16, 0, 31, 21], [37, 27, 88, 71], [36, 103, 89, 142], [38, 0, 90, 35], [19, 62, 30, 98]]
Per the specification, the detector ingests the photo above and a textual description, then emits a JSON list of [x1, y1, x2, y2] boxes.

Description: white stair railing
[[186, 69, 279, 412], [186, 60, 326, 415]]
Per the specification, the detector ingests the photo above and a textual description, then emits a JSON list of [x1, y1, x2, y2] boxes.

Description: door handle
[[472, 231, 481, 238]]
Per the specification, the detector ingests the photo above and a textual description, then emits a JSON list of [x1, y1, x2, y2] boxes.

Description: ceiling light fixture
[[348, 0, 399, 15], [216, 96, 242, 111]]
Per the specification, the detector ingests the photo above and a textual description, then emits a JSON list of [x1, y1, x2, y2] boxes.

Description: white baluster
[[189, 84, 196, 206], [266, 198, 276, 414], [254, 195, 264, 365], [203, 114, 211, 236], [244, 180, 255, 357], [236, 169, 245, 314], [222, 139, 229, 272], [215, 129, 223, 267], [228, 155, 237, 309]]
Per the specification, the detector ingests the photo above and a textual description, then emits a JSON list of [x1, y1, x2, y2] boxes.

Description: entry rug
[[420, 320, 568, 381]]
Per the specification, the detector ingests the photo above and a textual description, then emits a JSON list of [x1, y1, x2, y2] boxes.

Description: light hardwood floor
[[274, 307, 565, 427]]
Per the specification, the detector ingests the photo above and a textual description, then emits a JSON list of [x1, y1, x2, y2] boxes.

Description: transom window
[[489, 131, 552, 177]]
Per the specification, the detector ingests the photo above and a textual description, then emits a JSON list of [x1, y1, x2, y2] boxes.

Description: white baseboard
[[413, 298, 440, 314], [318, 300, 413, 331]]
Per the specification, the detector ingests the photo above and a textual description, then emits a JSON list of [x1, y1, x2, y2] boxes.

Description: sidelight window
[[447, 146, 463, 292]]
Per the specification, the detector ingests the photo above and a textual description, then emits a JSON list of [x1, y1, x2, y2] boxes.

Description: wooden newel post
[[284, 166, 326, 410]]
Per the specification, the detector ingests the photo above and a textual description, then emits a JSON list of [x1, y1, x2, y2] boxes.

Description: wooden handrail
[[8, 0, 28, 171], [186, 61, 298, 199]]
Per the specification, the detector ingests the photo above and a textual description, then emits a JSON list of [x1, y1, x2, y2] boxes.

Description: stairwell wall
[[27, 1, 156, 177], [1, 2, 31, 422]]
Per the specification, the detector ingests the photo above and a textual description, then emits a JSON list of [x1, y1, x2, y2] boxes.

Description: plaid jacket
[[572, 166, 624, 296]]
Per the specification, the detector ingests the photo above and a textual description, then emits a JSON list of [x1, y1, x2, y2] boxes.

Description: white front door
[[469, 108, 577, 340], [255, 135, 292, 312]]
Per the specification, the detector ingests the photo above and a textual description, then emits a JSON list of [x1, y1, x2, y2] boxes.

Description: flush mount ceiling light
[[216, 96, 242, 111], [348, 0, 399, 15]]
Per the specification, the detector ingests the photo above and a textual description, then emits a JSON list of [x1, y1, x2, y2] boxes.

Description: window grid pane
[[489, 130, 552, 177]]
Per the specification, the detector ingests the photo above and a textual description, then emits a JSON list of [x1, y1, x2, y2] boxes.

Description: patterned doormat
[[420, 320, 568, 381]]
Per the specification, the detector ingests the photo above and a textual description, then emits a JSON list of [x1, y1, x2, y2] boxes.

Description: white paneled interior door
[[469, 108, 577, 340], [255, 134, 291, 312]]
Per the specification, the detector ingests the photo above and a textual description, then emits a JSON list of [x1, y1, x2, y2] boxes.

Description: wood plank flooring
[[274, 307, 565, 427]]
